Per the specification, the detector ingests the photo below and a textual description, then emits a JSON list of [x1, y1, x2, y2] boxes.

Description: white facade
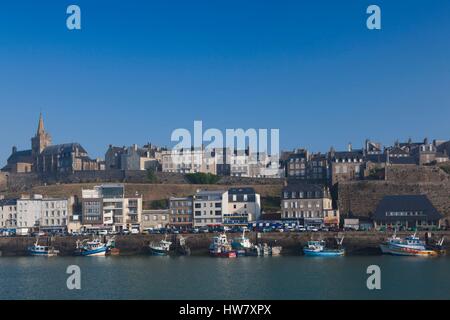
[[16, 196, 41, 234], [0, 195, 73, 235], [193, 190, 228, 227], [225, 189, 261, 225], [40, 197, 73, 231], [162, 148, 217, 174]]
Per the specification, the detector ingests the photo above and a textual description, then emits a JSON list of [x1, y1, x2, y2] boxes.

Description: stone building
[[281, 183, 337, 227], [162, 147, 217, 174], [2, 114, 103, 174], [105, 144, 162, 171], [141, 209, 170, 230], [105, 145, 127, 170], [285, 149, 329, 182], [1, 147, 33, 173], [329, 145, 364, 185]]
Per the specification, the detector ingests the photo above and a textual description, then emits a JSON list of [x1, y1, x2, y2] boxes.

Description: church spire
[[37, 113, 45, 135]]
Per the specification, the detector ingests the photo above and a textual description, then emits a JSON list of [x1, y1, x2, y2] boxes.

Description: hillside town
[[0, 114, 449, 236]]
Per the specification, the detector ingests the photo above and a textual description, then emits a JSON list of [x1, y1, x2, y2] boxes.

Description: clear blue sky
[[1, 0, 449, 163]]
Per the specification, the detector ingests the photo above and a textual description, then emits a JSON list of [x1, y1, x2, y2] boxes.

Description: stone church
[[2, 114, 103, 174]]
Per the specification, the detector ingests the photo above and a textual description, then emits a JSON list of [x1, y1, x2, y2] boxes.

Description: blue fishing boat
[[75, 238, 109, 256], [303, 239, 345, 257], [231, 230, 252, 250], [28, 238, 59, 257]]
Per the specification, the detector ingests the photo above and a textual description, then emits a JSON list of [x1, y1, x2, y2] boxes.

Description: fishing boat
[[28, 238, 59, 257], [209, 233, 236, 258], [380, 233, 438, 257], [149, 237, 172, 256], [303, 238, 345, 257], [231, 230, 252, 250], [247, 243, 283, 256], [75, 238, 109, 256]]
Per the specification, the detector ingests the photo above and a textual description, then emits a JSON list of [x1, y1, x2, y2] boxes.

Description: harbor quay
[[0, 231, 449, 257]]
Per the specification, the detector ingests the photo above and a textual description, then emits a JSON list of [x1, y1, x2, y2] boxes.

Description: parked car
[[31, 231, 46, 237], [200, 227, 209, 233], [121, 229, 131, 235], [98, 230, 108, 236]]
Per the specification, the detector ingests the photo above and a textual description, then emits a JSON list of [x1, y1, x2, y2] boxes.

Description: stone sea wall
[[0, 231, 448, 256]]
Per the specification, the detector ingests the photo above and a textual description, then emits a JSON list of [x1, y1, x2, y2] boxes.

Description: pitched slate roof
[[282, 183, 328, 199], [228, 187, 257, 202], [6, 149, 32, 164], [373, 195, 442, 222], [365, 154, 387, 163], [0, 199, 17, 207], [389, 156, 417, 165], [332, 150, 364, 161], [41, 143, 87, 156]]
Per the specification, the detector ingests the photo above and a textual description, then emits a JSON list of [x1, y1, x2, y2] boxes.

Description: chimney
[[12, 146, 17, 154], [348, 143, 352, 152]]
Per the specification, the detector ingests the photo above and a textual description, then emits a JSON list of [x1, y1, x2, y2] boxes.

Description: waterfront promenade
[[0, 231, 449, 256]]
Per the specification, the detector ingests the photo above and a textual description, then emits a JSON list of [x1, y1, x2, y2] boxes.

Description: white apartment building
[[193, 190, 228, 227], [39, 196, 74, 233], [161, 147, 217, 174], [224, 188, 261, 226], [0, 195, 73, 235], [82, 184, 142, 232]]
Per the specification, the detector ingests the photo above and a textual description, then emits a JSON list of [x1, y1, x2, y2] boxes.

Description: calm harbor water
[[1, 255, 450, 300]]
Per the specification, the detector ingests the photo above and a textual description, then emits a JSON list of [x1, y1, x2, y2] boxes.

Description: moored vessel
[[75, 238, 109, 256], [209, 233, 236, 258], [231, 230, 252, 250], [28, 238, 59, 257], [380, 233, 439, 257], [303, 237, 345, 257], [149, 237, 172, 256]]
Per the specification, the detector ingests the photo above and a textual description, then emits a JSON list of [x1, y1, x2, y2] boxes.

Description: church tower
[[31, 113, 52, 157]]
